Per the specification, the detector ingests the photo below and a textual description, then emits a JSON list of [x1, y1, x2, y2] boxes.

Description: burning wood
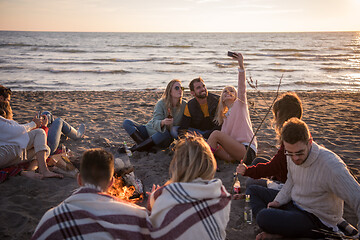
[[107, 175, 143, 203], [108, 157, 144, 203]]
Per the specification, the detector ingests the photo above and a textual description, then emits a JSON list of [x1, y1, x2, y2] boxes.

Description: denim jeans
[[247, 185, 335, 238], [170, 126, 207, 138], [122, 119, 172, 147], [47, 118, 72, 154], [245, 156, 271, 187]]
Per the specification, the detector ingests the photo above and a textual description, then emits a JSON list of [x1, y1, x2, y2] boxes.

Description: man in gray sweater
[[254, 118, 360, 239]]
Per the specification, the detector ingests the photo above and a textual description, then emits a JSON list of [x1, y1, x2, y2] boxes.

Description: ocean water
[[0, 31, 359, 91]]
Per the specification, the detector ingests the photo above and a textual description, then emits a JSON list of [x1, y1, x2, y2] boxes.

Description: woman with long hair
[[122, 79, 187, 152], [147, 132, 231, 239], [207, 52, 257, 165], [236, 92, 303, 188]]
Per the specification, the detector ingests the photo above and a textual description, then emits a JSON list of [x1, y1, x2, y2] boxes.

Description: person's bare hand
[[161, 118, 173, 127], [236, 52, 244, 69], [236, 161, 247, 175], [267, 201, 281, 208], [41, 115, 48, 127], [32, 116, 42, 128], [146, 184, 161, 197]]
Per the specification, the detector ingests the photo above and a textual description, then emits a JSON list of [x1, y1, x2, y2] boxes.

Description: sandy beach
[[0, 90, 359, 239]]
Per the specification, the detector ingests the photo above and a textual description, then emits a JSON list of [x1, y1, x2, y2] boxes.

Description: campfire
[[108, 157, 144, 203], [108, 174, 143, 203]]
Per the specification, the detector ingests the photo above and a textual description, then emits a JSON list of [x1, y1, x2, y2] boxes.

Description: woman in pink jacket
[[207, 52, 257, 165]]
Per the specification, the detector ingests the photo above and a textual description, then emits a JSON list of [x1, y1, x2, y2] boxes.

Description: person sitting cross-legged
[[254, 118, 360, 239]]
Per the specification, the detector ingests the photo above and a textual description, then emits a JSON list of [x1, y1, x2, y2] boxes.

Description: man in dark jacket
[[177, 77, 220, 139]]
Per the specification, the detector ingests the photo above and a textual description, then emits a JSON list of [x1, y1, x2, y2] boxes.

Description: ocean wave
[[46, 68, 130, 74], [30, 48, 87, 53], [268, 68, 298, 72], [199, 50, 217, 54], [162, 61, 189, 65], [261, 48, 313, 52], [168, 45, 193, 48], [155, 69, 184, 73], [293, 80, 360, 87], [51, 49, 87, 53], [0, 43, 32, 47], [249, 52, 353, 59], [320, 67, 360, 72], [345, 44, 360, 47], [92, 58, 157, 63], [0, 66, 25, 70], [121, 44, 193, 48], [2, 80, 37, 85], [44, 61, 100, 65], [213, 61, 238, 68]]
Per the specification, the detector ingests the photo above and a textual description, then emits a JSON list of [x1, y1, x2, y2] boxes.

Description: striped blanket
[[32, 178, 231, 240], [31, 186, 151, 240], [147, 178, 231, 240]]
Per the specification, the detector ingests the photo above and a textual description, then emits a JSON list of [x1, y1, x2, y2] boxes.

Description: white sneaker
[[76, 124, 86, 138]]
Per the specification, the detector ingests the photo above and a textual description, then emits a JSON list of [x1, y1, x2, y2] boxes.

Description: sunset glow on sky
[[1, 0, 360, 32]]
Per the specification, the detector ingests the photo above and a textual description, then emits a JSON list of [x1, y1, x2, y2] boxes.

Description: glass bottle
[[123, 141, 132, 157], [244, 194, 253, 224], [233, 173, 241, 194]]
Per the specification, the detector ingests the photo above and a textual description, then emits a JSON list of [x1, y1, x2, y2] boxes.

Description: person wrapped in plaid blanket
[[32, 148, 150, 240], [147, 133, 231, 240]]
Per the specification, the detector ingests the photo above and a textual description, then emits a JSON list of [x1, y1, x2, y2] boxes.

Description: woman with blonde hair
[[207, 52, 257, 165], [121, 79, 187, 152], [147, 132, 231, 239]]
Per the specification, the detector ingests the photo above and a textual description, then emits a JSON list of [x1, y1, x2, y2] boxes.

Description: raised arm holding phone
[[207, 52, 257, 165]]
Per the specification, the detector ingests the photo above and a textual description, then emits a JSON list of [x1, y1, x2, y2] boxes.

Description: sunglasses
[[174, 86, 184, 91], [284, 150, 306, 157]]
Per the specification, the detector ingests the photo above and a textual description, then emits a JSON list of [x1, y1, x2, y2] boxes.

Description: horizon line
[[1, 30, 359, 34]]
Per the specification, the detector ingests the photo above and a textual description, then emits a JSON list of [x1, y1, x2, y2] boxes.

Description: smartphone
[[227, 51, 238, 58], [37, 110, 41, 118]]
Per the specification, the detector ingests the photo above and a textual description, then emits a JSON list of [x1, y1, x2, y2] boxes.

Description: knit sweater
[[274, 142, 360, 229], [220, 69, 257, 152], [145, 99, 187, 136]]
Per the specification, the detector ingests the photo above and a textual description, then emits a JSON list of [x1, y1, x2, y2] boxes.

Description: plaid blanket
[[31, 186, 151, 240], [147, 178, 231, 240], [33, 178, 231, 240]]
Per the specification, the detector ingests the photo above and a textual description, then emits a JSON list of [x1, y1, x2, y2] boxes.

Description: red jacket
[[244, 144, 287, 183]]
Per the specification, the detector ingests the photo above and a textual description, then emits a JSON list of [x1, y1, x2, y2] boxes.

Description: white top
[[274, 142, 360, 229], [0, 116, 36, 152]]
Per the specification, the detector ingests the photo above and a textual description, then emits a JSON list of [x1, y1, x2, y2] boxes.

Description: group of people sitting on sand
[[1, 52, 360, 239]]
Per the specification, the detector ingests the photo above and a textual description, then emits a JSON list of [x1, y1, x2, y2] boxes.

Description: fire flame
[[107, 175, 143, 203]]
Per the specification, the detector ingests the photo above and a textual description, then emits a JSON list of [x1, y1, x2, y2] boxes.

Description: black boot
[[131, 137, 155, 152], [130, 130, 145, 144]]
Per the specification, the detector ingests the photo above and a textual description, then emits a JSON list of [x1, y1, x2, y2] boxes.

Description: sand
[[0, 90, 359, 239]]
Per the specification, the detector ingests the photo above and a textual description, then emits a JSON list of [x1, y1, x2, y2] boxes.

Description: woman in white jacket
[[0, 101, 62, 179]]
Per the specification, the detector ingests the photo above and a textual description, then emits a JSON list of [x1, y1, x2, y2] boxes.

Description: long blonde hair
[[167, 132, 216, 184], [213, 86, 237, 125], [161, 79, 182, 113]]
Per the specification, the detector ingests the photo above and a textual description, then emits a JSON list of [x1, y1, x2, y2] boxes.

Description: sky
[[0, 0, 360, 32]]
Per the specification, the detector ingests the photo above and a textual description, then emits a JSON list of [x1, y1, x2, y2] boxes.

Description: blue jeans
[[247, 185, 335, 238], [47, 118, 72, 154], [170, 126, 207, 138], [122, 119, 172, 147]]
